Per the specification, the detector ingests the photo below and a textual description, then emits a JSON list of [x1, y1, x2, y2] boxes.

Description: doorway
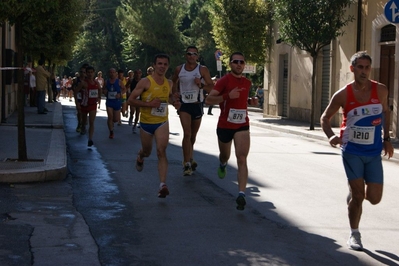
[[379, 45, 394, 131]]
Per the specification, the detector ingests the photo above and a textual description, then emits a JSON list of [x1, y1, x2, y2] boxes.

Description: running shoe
[[217, 163, 227, 179], [88, 140, 94, 147], [191, 160, 198, 171], [80, 126, 86, 135], [158, 185, 169, 198], [183, 164, 192, 176], [76, 124, 81, 133], [132, 126, 137, 134], [347, 232, 363, 250], [236, 194, 246, 211], [136, 154, 144, 172], [109, 131, 114, 139]]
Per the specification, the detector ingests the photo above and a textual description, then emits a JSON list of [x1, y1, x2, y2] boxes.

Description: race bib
[[89, 90, 98, 98], [151, 103, 168, 117], [349, 126, 375, 145], [108, 91, 117, 99], [227, 109, 246, 124], [181, 90, 197, 103]]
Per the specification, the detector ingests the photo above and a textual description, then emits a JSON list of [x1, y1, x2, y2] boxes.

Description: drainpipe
[[265, 24, 273, 116], [356, 0, 362, 51], [1, 24, 6, 123]]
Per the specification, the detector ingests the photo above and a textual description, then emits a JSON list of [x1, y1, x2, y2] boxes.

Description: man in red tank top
[[321, 51, 393, 250], [77, 66, 102, 147]]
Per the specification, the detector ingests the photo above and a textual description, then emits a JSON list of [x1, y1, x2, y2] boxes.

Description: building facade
[[1, 21, 18, 123], [263, 1, 399, 138]]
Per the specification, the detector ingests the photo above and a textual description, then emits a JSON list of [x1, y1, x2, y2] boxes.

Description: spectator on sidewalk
[[256, 85, 264, 109], [29, 69, 36, 107], [35, 59, 51, 114], [320, 51, 394, 251]]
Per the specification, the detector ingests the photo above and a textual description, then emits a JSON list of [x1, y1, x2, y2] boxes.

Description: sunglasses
[[186, 52, 198, 56], [230, 60, 245, 65]]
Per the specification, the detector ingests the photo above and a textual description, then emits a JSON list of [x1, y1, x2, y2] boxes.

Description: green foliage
[[185, 0, 219, 74], [0, 0, 85, 64], [272, 0, 355, 56], [117, 0, 188, 70], [70, 0, 126, 76], [209, 0, 272, 66]]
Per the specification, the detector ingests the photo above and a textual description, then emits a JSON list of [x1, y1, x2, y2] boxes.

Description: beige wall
[[264, 1, 399, 137]]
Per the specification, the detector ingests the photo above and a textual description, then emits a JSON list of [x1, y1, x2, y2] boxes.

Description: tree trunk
[[16, 20, 28, 161], [310, 54, 318, 130]]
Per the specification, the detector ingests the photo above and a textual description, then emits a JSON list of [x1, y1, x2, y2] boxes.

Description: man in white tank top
[[172, 46, 214, 176]]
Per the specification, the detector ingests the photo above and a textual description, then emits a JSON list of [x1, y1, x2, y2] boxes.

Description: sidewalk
[[0, 104, 397, 183], [0, 102, 67, 183], [247, 106, 399, 158]]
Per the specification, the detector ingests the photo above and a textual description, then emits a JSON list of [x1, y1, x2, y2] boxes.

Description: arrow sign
[[384, 0, 399, 23], [215, 50, 222, 61]]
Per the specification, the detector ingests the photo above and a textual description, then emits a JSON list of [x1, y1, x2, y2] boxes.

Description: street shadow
[[363, 249, 399, 266], [61, 104, 396, 266], [312, 151, 341, 155]]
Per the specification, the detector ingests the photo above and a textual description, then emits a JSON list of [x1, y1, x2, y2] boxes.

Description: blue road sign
[[385, 0, 399, 23]]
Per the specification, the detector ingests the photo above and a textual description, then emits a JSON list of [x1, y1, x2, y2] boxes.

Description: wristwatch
[[383, 136, 391, 142]]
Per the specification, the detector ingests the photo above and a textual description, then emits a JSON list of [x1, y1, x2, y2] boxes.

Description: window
[[380, 24, 396, 42]]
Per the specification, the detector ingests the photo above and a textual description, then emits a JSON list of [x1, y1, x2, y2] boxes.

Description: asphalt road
[[62, 99, 399, 266], [1, 97, 398, 266]]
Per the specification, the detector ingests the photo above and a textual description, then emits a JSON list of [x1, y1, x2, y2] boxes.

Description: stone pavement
[[0, 103, 398, 183], [0, 102, 67, 183]]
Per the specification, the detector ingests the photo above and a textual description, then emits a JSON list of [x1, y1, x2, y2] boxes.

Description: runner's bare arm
[[200, 66, 214, 93], [320, 89, 345, 146]]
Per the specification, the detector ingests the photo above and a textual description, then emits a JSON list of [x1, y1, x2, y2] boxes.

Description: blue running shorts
[[342, 152, 383, 184]]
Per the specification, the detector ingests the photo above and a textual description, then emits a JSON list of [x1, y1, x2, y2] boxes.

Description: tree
[[0, 0, 85, 161], [70, 0, 127, 75], [117, 0, 188, 71], [209, 0, 272, 66], [185, 0, 219, 74], [272, 0, 355, 130]]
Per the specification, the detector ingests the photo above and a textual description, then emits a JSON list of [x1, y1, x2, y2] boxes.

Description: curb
[[0, 128, 67, 183]]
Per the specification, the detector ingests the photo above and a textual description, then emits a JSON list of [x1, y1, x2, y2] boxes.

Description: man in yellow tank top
[[128, 54, 180, 198]]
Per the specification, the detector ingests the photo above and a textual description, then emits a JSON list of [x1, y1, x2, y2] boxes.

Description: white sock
[[350, 228, 359, 235], [160, 182, 166, 189], [239, 191, 245, 196]]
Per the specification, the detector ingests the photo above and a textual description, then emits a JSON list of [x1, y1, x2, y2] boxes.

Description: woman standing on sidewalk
[[78, 66, 102, 147]]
